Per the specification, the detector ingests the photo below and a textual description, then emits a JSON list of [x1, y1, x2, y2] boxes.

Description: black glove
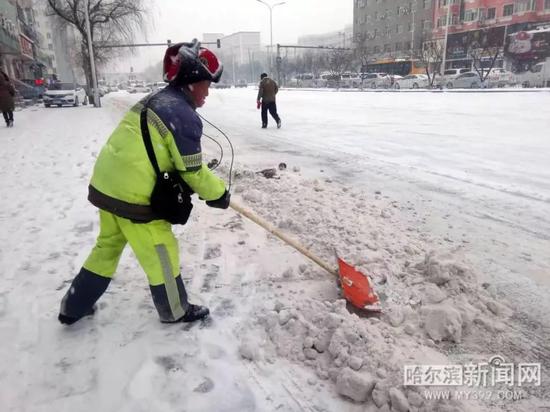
[[206, 190, 230, 209]]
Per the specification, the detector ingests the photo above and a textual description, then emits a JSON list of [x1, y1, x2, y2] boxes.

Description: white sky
[[107, 0, 353, 72]]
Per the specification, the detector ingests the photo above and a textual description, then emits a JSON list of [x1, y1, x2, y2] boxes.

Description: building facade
[[202, 31, 263, 83], [1, 0, 78, 89], [432, 0, 550, 69], [15, 0, 49, 80], [353, 0, 434, 61], [433, 0, 550, 38], [32, 1, 57, 79], [47, 18, 81, 83], [219, 31, 261, 66], [0, 0, 20, 78], [297, 25, 353, 49]]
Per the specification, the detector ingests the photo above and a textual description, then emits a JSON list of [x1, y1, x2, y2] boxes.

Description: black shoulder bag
[[140, 105, 194, 225]]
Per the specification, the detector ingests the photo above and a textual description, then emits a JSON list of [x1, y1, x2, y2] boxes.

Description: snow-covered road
[[202, 88, 550, 287], [200, 88, 550, 331], [1, 89, 548, 412]]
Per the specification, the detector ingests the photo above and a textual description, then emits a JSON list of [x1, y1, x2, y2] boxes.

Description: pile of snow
[[221, 164, 547, 411]]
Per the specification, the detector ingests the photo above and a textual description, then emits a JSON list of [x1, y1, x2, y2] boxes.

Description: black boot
[[58, 268, 111, 325], [179, 304, 210, 322], [59, 305, 97, 325], [150, 275, 210, 323]]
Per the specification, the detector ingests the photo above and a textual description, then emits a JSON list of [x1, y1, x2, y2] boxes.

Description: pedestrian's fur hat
[[163, 39, 223, 85]]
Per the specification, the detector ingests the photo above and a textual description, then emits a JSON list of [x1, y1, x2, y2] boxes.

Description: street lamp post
[[84, 0, 100, 107], [256, 0, 286, 73], [441, 1, 452, 75], [339, 31, 346, 48], [411, 0, 417, 61]]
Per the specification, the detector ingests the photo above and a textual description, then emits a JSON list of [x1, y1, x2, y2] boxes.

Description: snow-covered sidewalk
[[0, 91, 548, 411]]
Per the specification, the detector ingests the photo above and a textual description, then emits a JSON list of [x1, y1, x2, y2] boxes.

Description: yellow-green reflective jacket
[[88, 85, 225, 222]]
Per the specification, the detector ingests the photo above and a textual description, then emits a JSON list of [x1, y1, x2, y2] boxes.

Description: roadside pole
[[441, 2, 451, 75], [85, 0, 100, 107]]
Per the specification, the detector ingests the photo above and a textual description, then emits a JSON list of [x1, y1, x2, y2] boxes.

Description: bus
[[361, 59, 425, 77]]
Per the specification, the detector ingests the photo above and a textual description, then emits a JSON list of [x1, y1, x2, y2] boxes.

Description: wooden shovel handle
[[229, 200, 338, 277]]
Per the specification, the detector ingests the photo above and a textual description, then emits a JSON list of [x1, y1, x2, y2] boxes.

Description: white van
[[437, 68, 470, 88], [340, 72, 361, 88], [516, 59, 550, 88]]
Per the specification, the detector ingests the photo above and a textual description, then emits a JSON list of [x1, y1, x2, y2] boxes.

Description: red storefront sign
[[19, 34, 34, 59], [506, 29, 550, 60]]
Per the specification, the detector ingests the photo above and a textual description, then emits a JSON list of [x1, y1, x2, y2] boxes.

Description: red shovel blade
[[337, 257, 381, 312]]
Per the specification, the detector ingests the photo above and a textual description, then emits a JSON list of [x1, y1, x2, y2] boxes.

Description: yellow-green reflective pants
[[83, 210, 179, 286]]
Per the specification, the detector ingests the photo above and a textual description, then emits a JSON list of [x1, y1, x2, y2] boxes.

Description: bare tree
[[419, 39, 444, 87], [313, 51, 329, 75], [325, 48, 353, 88], [327, 49, 353, 75], [467, 28, 503, 84], [46, 0, 146, 96], [353, 32, 369, 72]]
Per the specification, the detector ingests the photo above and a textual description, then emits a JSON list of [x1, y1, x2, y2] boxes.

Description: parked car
[[486, 68, 515, 88], [437, 68, 471, 88], [340, 72, 361, 88], [394, 74, 429, 89], [149, 82, 166, 91], [515, 60, 550, 88], [211, 82, 231, 89], [446, 72, 482, 89], [43, 82, 87, 107], [12, 78, 44, 100], [361, 72, 391, 89], [128, 84, 152, 94], [290, 73, 316, 88], [312, 76, 328, 88], [89, 87, 105, 97], [322, 73, 341, 88], [389, 74, 403, 87], [235, 79, 248, 88]]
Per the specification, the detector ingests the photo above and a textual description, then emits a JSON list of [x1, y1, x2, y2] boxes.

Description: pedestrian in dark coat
[[0, 68, 15, 127], [256, 73, 281, 129]]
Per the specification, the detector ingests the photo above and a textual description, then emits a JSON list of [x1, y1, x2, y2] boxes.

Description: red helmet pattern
[[163, 39, 223, 85]]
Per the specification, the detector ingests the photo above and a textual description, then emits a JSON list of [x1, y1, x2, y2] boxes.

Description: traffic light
[[216, 39, 221, 48]]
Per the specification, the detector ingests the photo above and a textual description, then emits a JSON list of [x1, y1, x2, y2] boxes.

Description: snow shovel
[[229, 200, 381, 312]]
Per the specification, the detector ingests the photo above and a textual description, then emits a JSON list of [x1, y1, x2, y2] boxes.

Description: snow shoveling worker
[[58, 40, 231, 325]]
